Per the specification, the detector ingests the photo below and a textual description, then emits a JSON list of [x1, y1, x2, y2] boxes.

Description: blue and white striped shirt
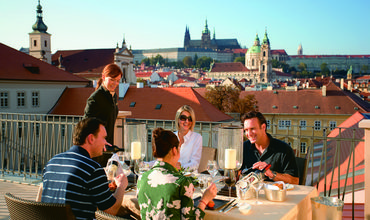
[[42, 145, 116, 220]]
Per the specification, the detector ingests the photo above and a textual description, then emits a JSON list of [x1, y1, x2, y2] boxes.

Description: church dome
[[247, 45, 261, 54], [32, 2, 48, 33]]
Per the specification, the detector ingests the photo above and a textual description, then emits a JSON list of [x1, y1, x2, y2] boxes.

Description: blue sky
[[1, 0, 369, 55]]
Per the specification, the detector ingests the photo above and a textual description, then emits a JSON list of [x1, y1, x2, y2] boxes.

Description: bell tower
[[29, 0, 51, 63]]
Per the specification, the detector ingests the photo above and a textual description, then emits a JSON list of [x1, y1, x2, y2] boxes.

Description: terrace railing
[[0, 112, 368, 219]]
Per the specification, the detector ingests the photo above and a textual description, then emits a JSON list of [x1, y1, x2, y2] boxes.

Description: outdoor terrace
[[0, 112, 368, 219]]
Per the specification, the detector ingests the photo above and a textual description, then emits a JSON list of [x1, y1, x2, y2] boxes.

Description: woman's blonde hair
[[175, 105, 196, 131]]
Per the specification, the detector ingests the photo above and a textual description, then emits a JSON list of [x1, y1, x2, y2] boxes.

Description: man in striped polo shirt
[[41, 117, 128, 219]]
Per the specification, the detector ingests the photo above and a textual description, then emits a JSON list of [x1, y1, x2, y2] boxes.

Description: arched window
[[263, 51, 266, 57], [263, 65, 265, 71], [33, 40, 37, 47]]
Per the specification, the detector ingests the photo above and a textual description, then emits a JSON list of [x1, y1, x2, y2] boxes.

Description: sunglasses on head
[[179, 115, 192, 122]]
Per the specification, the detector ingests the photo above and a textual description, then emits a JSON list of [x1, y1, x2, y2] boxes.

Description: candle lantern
[[123, 122, 147, 161], [217, 125, 243, 170]]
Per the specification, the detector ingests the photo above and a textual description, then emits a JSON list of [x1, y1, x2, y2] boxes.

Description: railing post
[[359, 119, 370, 220]]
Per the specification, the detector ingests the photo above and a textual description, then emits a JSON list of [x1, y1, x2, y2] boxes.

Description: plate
[[193, 196, 229, 210], [286, 184, 294, 190]]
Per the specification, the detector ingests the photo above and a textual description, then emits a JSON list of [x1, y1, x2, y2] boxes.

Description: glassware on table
[[224, 169, 236, 197], [106, 160, 118, 192], [133, 159, 150, 177], [251, 180, 264, 204], [207, 160, 218, 180], [117, 152, 132, 176]]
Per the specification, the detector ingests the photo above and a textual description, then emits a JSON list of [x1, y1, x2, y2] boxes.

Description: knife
[[223, 201, 238, 213], [219, 198, 236, 213]]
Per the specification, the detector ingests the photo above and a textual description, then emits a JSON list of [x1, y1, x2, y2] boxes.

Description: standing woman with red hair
[[84, 63, 123, 165]]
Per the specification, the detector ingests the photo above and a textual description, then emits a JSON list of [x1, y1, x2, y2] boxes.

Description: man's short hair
[[73, 118, 104, 145], [241, 111, 267, 127]]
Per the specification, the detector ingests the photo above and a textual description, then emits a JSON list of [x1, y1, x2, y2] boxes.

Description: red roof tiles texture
[[210, 62, 249, 72], [49, 86, 233, 122], [0, 43, 89, 83]]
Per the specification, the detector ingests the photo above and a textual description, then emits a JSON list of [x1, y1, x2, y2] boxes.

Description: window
[[17, 92, 25, 107], [33, 40, 37, 47], [44, 40, 47, 47], [32, 91, 39, 107], [0, 92, 8, 108], [278, 120, 291, 130], [262, 65, 265, 71], [314, 120, 321, 130], [300, 142, 307, 154], [252, 59, 254, 66], [1, 122, 5, 139], [61, 125, 65, 137], [263, 51, 266, 57], [18, 122, 22, 138], [266, 120, 271, 129], [329, 121, 337, 130], [300, 120, 307, 130]]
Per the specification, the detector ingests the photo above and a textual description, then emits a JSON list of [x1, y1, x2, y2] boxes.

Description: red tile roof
[[210, 62, 249, 72], [49, 86, 233, 122], [307, 111, 366, 199], [0, 43, 89, 83], [52, 48, 115, 73], [195, 82, 370, 114], [271, 49, 288, 55], [136, 72, 152, 77], [290, 55, 370, 58], [158, 71, 172, 77]]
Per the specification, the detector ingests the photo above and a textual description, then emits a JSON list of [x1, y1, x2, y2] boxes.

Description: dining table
[[121, 181, 318, 220]]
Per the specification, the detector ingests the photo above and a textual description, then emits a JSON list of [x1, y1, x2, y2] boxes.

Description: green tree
[[193, 54, 198, 66], [205, 86, 258, 116], [234, 57, 245, 65], [141, 58, 150, 66], [320, 63, 330, 76], [196, 56, 213, 69], [361, 65, 369, 74], [298, 62, 307, 72], [183, 56, 193, 67]]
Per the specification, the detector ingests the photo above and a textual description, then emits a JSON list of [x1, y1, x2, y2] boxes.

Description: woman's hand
[[201, 183, 217, 204]]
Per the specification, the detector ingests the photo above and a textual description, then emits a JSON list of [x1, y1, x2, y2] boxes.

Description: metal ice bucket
[[264, 182, 287, 202]]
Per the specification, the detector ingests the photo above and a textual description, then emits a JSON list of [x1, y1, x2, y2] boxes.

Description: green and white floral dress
[[137, 161, 205, 220]]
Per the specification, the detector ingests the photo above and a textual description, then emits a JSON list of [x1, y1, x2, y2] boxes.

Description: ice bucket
[[311, 197, 344, 220]]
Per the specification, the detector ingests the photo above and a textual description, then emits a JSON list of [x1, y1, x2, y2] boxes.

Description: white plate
[[286, 184, 294, 190], [238, 203, 252, 215]]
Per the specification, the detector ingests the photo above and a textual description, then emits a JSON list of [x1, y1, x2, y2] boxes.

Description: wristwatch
[[270, 171, 277, 180]]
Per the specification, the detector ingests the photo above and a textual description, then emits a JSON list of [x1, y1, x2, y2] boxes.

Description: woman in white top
[[174, 105, 202, 171]]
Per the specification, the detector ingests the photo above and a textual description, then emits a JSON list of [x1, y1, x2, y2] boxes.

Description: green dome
[[247, 45, 261, 54]]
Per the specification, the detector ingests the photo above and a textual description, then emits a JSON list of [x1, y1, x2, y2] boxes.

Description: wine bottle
[[105, 145, 125, 153]]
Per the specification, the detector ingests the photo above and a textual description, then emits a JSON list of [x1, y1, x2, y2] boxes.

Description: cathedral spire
[[32, 0, 48, 33], [213, 27, 216, 39], [262, 28, 270, 45], [121, 34, 126, 49], [254, 33, 260, 46], [202, 18, 210, 34]]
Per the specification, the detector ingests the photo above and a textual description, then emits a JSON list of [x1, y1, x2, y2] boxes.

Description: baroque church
[[26, 1, 136, 84], [208, 30, 276, 84], [183, 19, 240, 50]]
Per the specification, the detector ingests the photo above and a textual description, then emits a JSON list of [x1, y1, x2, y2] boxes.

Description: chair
[[295, 156, 308, 185], [4, 192, 75, 220], [95, 210, 135, 220], [197, 146, 217, 173]]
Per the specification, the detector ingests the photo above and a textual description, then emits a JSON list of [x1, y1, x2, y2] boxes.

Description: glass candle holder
[[217, 125, 243, 170], [124, 122, 147, 161]]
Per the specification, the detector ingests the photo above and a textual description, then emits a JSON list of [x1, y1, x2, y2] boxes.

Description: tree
[[320, 63, 330, 76], [193, 54, 198, 66], [183, 56, 193, 67], [298, 62, 307, 72], [234, 57, 245, 65], [205, 86, 258, 116], [196, 56, 213, 69], [361, 65, 369, 74], [141, 58, 150, 66]]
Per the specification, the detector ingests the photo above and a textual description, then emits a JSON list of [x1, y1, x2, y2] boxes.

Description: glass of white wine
[[207, 160, 218, 180]]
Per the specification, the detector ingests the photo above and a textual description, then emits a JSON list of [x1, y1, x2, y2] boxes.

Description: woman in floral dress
[[137, 128, 217, 219]]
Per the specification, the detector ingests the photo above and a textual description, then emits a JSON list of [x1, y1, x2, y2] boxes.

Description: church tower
[[29, 0, 51, 64], [201, 19, 211, 49], [184, 26, 191, 49], [297, 44, 303, 55], [260, 29, 272, 82]]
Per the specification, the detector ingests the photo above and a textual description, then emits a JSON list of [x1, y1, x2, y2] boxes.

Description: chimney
[[340, 78, 344, 90], [322, 85, 327, 97], [348, 81, 352, 91]]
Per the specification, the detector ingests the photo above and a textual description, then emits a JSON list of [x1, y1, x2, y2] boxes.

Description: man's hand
[[252, 161, 269, 170], [114, 174, 128, 190]]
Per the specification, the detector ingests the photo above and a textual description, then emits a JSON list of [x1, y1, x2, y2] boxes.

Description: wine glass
[[223, 169, 236, 197], [207, 160, 218, 180], [251, 180, 264, 204], [134, 160, 150, 178], [118, 152, 132, 176]]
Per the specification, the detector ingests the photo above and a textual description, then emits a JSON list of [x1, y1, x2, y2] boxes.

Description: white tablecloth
[[201, 185, 318, 220]]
